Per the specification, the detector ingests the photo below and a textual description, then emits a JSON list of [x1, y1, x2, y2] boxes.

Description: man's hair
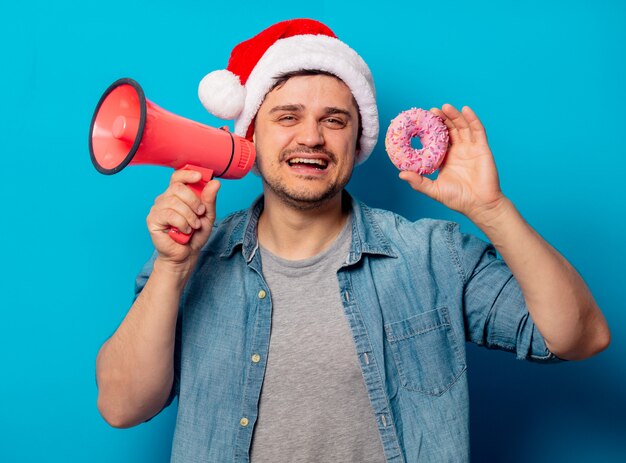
[[270, 69, 362, 152]]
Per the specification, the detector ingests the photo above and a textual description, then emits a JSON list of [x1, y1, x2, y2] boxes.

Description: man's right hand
[[146, 169, 220, 273]]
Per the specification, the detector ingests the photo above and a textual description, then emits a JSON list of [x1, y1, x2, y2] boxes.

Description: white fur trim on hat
[[198, 70, 246, 120], [234, 34, 378, 164]]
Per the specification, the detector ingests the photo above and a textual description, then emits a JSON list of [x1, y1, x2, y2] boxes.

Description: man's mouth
[[286, 157, 329, 170]]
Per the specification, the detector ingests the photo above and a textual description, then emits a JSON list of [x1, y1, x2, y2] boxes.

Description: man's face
[[253, 74, 360, 210]]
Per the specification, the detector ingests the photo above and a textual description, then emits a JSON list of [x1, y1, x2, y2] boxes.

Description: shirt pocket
[[384, 307, 466, 396]]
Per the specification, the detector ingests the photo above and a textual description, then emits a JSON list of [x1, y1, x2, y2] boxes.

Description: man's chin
[[282, 192, 339, 210], [268, 184, 343, 211], [259, 167, 351, 211]]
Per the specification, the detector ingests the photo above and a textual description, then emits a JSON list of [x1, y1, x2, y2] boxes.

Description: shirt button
[[240, 417, 249, 427], [251, 354, 261, 363], [258, 290, 267, 299]]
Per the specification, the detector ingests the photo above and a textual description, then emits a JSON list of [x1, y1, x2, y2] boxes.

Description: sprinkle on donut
[[385, 108, 449, 175]]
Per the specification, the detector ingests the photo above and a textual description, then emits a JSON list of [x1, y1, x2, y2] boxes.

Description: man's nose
[[295, 118, 324, 147]]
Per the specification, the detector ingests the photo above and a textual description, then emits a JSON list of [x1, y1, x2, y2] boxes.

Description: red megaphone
[[89, 78, 256, 244]]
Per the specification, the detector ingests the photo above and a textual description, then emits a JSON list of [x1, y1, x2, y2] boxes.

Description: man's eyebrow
[[324, 107, 352, 119], [268, 104, 305, 113], [267, 105, 353, 119]]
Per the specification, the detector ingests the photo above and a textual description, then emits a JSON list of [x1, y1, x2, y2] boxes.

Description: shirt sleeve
[[447, 224, 562, 363], [134, 251, 181, 412]]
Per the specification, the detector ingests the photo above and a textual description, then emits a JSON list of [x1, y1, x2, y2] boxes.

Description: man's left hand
[[399, 104, 506, 224]]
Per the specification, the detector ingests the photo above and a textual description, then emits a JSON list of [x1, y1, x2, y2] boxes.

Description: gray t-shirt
[[250, 217, 386, 462]]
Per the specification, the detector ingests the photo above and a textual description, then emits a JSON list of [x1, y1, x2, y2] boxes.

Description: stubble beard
[[257, 148, 353, 211]]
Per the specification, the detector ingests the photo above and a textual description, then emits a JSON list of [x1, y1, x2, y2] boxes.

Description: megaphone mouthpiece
[[111, 115, 140, 142]]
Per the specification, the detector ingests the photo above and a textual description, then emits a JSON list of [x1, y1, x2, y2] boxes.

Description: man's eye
[[278, 115, 296, 122], [325, 118, 346, 127]]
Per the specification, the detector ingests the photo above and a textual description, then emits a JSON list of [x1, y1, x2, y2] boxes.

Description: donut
[[385, 108, 449, 175]]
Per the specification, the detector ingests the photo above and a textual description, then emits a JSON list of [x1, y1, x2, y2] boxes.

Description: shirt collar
[[346, 191, 398, 263], [218, 191, 397, 262]]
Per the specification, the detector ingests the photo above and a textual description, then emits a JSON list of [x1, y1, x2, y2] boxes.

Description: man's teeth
[[288, 158, 328, 167]]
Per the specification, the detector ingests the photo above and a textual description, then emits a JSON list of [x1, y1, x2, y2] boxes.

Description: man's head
[[252, 71, 359, 210], [197, 18, 378, 165]]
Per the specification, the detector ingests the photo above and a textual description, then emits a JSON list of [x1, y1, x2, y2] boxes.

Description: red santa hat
[[198, 18, 378, 164]]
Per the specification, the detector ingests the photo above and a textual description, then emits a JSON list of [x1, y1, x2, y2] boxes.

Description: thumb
[[189, 179, 220, 249], [200, 179, 221, 221], [398, 171, 439, 201]]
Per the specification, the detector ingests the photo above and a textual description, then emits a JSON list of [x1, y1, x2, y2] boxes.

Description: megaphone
[[89, 78, 256, 244]]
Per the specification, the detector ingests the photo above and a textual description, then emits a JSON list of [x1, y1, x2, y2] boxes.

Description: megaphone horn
[[89, 78, 256, 244]]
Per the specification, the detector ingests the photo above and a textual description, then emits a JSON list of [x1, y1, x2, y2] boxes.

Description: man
[[95, 19, 610, 462]]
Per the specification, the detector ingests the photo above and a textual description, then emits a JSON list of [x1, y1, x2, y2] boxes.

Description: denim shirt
[[135, 192, 557, 463]]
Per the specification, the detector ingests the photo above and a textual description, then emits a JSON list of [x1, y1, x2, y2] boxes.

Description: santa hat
[[198, 18, 378, 164]]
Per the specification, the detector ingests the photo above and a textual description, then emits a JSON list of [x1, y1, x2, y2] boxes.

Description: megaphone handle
[[168, 164, 214, 245]]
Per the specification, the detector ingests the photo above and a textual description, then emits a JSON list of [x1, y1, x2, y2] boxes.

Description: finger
[[461, 106, 488, 144], [169, 169, 203, 186], [442, 104, 472, 143], [189, 180, 221, 249], [430, 106, 461, 145], [429, 107, 445, 119], [398, 171, 439, 201], [160, 196, 203, 230], [167, 182, 206, 216], [200, 180, 221, 219], [150, 207, 195, 235]]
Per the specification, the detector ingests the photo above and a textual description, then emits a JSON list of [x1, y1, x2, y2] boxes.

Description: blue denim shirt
[[135, 192, 558, 462]]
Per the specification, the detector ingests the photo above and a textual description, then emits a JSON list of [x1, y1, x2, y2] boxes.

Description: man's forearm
[[470, 197, 610, 360], [96, 258, 190, 427]]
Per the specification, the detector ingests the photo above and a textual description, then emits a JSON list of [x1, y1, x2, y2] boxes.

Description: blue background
[[1, 0, 624, 461]]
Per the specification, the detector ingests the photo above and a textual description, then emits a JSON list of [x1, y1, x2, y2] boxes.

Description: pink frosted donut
[[385, 108, 449, 175]]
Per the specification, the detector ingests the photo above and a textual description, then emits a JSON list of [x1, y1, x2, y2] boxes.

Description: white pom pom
[[198, 70, 245, 120]]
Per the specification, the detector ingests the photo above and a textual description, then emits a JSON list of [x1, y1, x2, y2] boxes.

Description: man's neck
[[257, 191, 350, 261]]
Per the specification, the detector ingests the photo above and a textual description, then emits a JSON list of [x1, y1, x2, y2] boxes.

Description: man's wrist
[[153, 256, 198, 289], [468, 195, 517, 233]]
